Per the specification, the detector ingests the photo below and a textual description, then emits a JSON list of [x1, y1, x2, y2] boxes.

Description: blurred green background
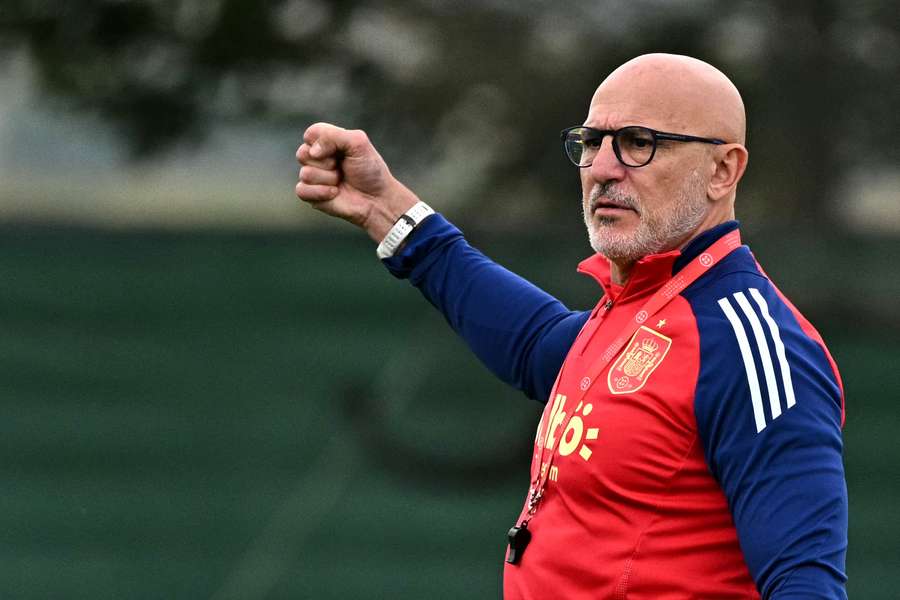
[[1, 1, 898, 598]]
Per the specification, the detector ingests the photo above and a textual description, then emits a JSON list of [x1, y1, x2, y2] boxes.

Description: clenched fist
[[295, 123, 420, 243]]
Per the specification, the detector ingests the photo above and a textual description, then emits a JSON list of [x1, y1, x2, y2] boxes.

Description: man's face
[[580, 93, 712, 264]]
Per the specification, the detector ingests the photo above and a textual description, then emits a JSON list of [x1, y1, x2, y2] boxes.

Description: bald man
[[295, 54, 847, 599]]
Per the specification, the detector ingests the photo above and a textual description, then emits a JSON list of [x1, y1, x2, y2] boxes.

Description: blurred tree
[[1, 0, 896, 229]]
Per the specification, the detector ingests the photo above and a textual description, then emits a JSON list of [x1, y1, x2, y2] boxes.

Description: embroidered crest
[[607, 326, 673, 394]]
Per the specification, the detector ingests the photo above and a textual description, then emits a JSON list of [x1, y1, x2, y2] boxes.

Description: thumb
[[303, 122, 343, 159], [304, 122, 373, 161], [309, 139, 331, 159]]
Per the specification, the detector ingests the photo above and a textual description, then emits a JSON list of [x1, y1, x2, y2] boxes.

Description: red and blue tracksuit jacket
[[383, 214, 847, 599]]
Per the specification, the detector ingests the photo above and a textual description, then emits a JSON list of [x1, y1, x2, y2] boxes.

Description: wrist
[[376, 201, 435, 259], [363, 184, 420, 243]]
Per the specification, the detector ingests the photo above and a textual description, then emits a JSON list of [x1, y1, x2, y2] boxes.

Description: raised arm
[[382, 214, 588, 401], [295, 124, 587, 401]]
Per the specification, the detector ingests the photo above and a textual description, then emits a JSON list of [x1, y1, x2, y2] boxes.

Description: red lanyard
[[523, 229, 742, 520]]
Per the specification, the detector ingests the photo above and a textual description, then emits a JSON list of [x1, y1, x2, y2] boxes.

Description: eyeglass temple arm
[[654, 132, 725, 145]]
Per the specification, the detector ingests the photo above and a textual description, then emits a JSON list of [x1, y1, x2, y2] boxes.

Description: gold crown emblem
[[640, 338, 660, 353]]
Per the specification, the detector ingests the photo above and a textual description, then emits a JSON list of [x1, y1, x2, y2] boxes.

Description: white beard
[[584, 170, 708, 263]]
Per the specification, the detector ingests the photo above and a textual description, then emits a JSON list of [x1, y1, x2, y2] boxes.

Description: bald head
[[590, 54, 746, 145]]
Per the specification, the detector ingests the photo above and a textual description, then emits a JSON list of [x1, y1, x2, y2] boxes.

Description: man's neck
[[609, 261, 633, 286]]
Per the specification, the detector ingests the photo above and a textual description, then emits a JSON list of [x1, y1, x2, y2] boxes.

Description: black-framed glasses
[[560, 125, 725, 168]]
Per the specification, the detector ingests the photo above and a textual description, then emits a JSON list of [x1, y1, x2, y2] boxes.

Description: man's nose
[[588, 137, 627, 184]]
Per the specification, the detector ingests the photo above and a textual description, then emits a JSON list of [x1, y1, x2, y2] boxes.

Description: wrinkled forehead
[[587, 73, 700, 132], [586, 90, 688, 132]]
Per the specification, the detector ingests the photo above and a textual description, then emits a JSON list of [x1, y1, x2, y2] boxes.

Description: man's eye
[[584, 139, 602, 148], [630, 137, 652, 148]]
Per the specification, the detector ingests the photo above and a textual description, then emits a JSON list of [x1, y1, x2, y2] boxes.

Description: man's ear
[[708, 144, 749, 201]]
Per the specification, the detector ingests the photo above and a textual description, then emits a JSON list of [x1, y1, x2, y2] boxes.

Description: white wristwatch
[[376, 201, 435, 259]]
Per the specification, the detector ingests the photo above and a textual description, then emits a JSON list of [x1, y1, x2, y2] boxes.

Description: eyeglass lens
[[564, 127, 656, 167]]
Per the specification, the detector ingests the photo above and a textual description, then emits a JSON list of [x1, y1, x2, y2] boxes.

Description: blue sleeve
[[689, 275, 847, 599], [382, 213, 588, 402]]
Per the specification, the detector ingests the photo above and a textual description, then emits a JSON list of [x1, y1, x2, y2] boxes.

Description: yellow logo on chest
[[536, 394, 600, 462], [607, 326, 673, 394]]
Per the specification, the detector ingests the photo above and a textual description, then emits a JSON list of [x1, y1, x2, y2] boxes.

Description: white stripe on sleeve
[[733, 291, 782, 421], [749, 288, 796, 408], [718, 297, 767, 433]]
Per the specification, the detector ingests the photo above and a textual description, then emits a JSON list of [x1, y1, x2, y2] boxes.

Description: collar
[[577, 220, 741, 300]]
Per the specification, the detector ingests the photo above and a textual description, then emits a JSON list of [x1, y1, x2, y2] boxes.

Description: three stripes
[[718, 288, 796, 433]]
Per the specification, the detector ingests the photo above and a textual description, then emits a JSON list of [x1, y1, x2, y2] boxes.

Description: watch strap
[[376, 202, 435, 259]]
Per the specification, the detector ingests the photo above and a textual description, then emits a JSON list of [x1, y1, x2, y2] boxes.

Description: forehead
[[585, 65, 698, 131], [585, 89, 686, 132]]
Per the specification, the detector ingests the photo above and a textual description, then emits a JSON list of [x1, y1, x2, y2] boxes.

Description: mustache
[[588, 184, 639, 213]]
